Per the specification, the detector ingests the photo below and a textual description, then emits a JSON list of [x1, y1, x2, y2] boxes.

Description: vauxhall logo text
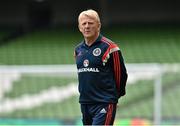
[[78, 68, 99, 73]]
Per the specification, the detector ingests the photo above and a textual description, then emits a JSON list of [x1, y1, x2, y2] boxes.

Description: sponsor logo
[[93, 48, 101, 56], [79, 59, 99, 73], [78, 68, 99, 73], [83, 59, 89, 67]]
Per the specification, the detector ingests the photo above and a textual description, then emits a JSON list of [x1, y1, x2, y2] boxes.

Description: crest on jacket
[[93, 48, 101, 56]]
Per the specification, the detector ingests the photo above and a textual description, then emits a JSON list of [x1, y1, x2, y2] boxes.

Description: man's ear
[[98, 23, 101, 32], [78, 24, 83, 32]]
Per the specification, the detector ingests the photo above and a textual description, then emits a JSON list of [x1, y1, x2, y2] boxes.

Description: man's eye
[[88, 22, 93, 25]]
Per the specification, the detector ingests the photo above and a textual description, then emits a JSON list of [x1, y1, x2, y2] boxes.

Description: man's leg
[[92, 103, 117, 125], [80, 104, 92, 125]]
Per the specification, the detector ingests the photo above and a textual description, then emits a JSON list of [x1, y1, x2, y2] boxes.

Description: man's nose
[[85, 23, 89, 28]]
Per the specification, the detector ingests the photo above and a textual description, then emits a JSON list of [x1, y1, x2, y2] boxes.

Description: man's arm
[[110, 50, 128, 98]]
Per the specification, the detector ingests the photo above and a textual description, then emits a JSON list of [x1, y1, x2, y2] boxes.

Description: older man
[[74, 9, 128, 125]]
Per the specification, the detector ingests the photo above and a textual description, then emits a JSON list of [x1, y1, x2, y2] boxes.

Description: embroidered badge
[[93, 48, 101, 56]]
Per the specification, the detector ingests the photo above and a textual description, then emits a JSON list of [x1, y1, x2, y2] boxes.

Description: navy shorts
[[80, 103, 117, 125]]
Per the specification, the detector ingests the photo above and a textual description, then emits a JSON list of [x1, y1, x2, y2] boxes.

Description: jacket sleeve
[[110, 50, 128, 98]]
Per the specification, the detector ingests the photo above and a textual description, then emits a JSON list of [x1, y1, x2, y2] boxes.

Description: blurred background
[[0, 0, 180, 125]]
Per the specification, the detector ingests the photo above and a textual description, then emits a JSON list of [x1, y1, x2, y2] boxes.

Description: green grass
[[0, 25, 180, 65]]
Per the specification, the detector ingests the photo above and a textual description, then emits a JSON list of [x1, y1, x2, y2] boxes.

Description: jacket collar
[[83, 34, 102, 47]]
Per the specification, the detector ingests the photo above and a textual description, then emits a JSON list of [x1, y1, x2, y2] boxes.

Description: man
[[74, 9, 128, 125]]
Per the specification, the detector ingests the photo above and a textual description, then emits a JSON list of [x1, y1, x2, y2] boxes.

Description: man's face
[[78, 15, 100, 39]]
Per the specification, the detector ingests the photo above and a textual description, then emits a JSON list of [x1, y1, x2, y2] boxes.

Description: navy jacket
[[74, 34, 128, 104]]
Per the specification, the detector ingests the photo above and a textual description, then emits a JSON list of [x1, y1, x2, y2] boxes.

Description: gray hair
[[78, 9, 101, 24]]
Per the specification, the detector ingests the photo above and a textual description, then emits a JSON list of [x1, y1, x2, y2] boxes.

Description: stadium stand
[[0, 25, 180, 125]]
